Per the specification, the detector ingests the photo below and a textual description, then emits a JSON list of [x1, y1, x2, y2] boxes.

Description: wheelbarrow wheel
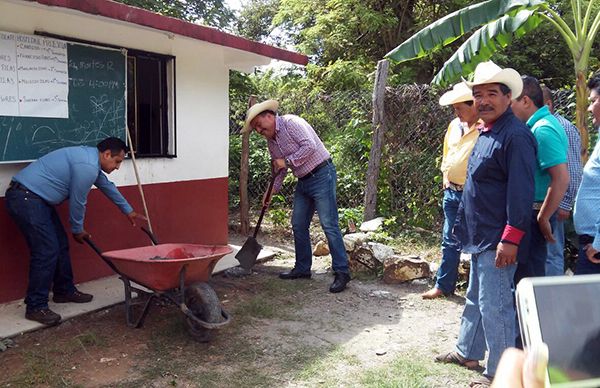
[[184, 282, 223, 342]]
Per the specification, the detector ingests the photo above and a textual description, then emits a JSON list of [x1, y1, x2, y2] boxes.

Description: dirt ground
[[0, 230, 480, 387]]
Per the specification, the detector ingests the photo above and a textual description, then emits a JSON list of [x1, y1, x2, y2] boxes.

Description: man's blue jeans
[[576, 235, 600, 275], [5, 186, 76, 312], [435, 188, 462, 294], [546, 217, 565, 276], [515, 210, 548, 284], [456, 250, 516, 377], [291, 162, 349, 274]]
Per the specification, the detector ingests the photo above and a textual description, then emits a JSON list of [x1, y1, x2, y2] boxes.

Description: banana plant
[[385, 0, 600, 155]]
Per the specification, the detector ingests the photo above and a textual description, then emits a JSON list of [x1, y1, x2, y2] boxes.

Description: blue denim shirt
[[13, 146, 132, 233], [454, 108, 537, 254]]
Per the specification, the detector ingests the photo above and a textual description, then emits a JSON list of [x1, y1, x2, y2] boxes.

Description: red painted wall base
[[0, 178, 228, 304]]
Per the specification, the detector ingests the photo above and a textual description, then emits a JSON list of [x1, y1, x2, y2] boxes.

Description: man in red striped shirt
[[242, 100, 351, 293]]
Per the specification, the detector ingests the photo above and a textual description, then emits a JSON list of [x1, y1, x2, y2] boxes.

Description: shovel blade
[[235, 236, 263, 270]]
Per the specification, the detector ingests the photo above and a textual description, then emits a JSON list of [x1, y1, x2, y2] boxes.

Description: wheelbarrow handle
[[83, 237, 123, 275], [141, 225, 159, 245]]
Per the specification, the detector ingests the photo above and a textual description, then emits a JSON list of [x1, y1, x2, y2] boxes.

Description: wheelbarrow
[[84, 227, 233, 342]]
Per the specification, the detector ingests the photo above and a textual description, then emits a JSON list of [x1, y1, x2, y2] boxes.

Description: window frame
[[35, 32, 177, 158]]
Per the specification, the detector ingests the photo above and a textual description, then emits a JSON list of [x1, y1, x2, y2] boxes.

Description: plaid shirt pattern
[[267, 115, 330, 192], [555, 113, 583, 211]]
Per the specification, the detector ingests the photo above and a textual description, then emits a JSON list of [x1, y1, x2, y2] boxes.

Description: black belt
[[299, 159, 332, 181], [8, 180, 29, 191]]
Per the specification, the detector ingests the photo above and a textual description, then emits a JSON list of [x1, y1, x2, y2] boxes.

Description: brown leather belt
[[299, 159, 332, 181]]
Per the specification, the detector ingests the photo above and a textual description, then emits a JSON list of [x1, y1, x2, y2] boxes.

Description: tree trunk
[[239, 96, 257, 236], [575, 70, 589, 161], [364, 60, 389, 221]]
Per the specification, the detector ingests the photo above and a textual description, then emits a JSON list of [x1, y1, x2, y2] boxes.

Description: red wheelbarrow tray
[[101, 243, 233, 291]]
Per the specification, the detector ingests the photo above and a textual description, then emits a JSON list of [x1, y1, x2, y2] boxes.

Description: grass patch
[[295, 345, 360, 384], [8, 349, 79, 387], [359, 352, 476, 388]]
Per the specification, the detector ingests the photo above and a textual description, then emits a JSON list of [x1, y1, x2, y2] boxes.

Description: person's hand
[[492, 345, 548, 388], [585, 244, 600, 264], [537, 214, 556, 243], [557, 208, 571, 221], [272, 158, 287, 172], [127, 211, 148, 226], [496, 241, 518, 268], [73, 230, 91, 244]]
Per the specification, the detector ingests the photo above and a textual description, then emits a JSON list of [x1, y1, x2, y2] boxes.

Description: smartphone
[[516, 274, 600, 387]]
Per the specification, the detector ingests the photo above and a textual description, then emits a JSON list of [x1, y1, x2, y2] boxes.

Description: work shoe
[[52, 290, 93, 303], [279, 268, 312, 280], [25, 308, 61, 326], [329, 272, 351, 293]]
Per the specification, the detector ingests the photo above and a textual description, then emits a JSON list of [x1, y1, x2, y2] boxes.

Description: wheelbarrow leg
[[122, 277, 156, 328]]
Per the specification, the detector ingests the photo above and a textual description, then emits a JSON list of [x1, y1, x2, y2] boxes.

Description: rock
[[343, 233, 369, 252], [382, 255, 431, 284], [359, 217, 385, 232], [349, 246, 384, 273], [367, 242, 395, 263], [313, 241, 330, 256]]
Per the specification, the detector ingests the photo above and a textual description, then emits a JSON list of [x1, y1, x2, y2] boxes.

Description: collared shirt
[[454, 107, 537, 254], [441, 117, 481, 185], [574, 140, 600, 250], [554, 113, 583, 211], [267, 115, 330, 192], [527, 105, 568, 202], [13, 146, 133, 233]]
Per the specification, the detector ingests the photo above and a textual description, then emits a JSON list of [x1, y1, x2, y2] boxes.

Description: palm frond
[[385, 0, 544, 63]]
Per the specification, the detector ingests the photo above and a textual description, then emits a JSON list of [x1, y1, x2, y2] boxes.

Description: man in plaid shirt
[[242, 100, 351, 293], [541, 86, 583, 276]]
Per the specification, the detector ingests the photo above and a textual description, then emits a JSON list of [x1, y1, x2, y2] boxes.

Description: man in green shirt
[[511, 75, 569, 284]]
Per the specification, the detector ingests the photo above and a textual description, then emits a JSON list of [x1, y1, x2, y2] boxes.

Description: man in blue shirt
[[540, 86, 583, 276], [435, 61, 537, 385], [573, 74, 600, 274], [5, 137, 146, 325], [511, 76, 569, 283]]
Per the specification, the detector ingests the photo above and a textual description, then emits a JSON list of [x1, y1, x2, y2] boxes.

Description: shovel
[[235, 172, 277, 270]]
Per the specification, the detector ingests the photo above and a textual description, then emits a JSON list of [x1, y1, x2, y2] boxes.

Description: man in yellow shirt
[[422, 82, 480, 299]]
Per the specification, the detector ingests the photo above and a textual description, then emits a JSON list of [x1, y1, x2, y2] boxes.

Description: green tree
[[115, 0, 235, 30], [385, 0, 600, 155]]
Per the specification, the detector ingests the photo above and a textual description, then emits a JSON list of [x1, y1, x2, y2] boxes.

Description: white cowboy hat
[[439, 82, 473, 106], [464, 61, 523, 99], [241, 99, 279, 133]]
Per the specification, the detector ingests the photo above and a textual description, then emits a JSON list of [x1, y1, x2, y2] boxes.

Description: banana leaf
[[385, 0, 544, 63], [432, 10, 543, 86]]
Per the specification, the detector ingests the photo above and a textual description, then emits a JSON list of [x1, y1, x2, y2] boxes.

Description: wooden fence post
[[363, 59, 389, 221], [239, 95, 257, 236]]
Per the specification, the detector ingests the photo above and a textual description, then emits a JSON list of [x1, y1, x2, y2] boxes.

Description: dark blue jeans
[[291, 162, 349, 274], [576, 235, 600, 275], [435, 188, 462, 294], [515, 210, 549, 284], [5, 186, 76, 312]]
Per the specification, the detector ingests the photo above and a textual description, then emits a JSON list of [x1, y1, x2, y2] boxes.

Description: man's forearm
[[539, 167, 569, 221]]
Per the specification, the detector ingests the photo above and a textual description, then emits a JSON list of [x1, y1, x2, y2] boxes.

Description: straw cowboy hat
[[439, 82, 473, 106], [241, 99, 279, 133], [463, 61, 523, 99]]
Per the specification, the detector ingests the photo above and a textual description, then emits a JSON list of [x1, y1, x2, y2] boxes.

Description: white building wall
[[0, 0, 244, 193]]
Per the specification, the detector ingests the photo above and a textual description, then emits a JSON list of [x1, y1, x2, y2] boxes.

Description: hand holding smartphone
[[516, 275, 600, 388]]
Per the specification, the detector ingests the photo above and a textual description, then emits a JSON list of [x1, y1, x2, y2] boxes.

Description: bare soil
[[0, 230, 479, 387]]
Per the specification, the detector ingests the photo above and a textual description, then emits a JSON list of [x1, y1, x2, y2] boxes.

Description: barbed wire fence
[[229, 83, 578, 233]]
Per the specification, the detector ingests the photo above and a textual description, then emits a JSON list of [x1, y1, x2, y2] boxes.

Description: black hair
[[518, 75, 544, 108], [499, 83, 511, 95], [587, 73, 600, 95], [258, 110, 276, 117], [97, 137, 129, 155], [540, 84, 554, 105]]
